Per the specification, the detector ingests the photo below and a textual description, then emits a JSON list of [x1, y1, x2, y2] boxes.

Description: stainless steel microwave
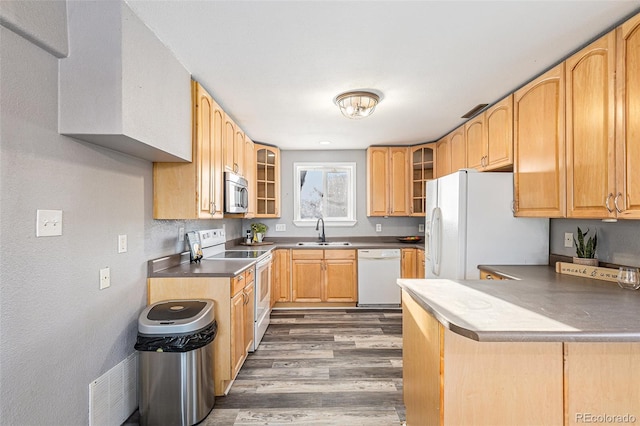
[[225, 172, 249, 214]]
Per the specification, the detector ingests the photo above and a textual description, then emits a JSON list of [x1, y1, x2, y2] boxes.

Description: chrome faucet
[[315, 218, 326, 242]]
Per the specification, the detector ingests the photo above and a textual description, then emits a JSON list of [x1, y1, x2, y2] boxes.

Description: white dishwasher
[[357, 249, 402, 306]]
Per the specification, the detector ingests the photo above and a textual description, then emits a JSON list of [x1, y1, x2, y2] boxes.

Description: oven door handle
[[256, 254, 273, 269]]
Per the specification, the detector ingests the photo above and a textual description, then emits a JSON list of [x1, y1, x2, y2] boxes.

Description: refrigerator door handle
[[430, 207, 442, 276]]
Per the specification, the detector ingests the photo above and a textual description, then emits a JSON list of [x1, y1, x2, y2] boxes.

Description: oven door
[[253, 253, 272, 351]]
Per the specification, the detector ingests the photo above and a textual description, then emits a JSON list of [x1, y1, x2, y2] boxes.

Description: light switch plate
[[36, 209, 63, 237], [418, 224, 425, 233]]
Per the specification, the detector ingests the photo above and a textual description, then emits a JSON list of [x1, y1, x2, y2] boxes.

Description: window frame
[[293, 162, 357, 227]]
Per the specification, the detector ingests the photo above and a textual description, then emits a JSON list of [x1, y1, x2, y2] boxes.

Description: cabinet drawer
[[232, 272, 246, 295], [324, 249, 356, 260], [292, 249, 324, 260], [245, 267, 255, 284]]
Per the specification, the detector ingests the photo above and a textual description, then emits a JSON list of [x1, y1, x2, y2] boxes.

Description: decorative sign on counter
[[555, 262, 618, 283]]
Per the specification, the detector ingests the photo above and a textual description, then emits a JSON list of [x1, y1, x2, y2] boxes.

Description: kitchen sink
[[296, 241, 352, 246]]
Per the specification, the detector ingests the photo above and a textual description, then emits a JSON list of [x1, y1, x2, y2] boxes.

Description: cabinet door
[[410, 144, 434, 216], [485, 94, 514, 171], [449, 127, 466, 173], [272, 249, 291, 303], [435, 136, 450, 178], [616, 13, 640, 219], [324, 259, 357, 302], [416, 249, 425, 279], [401, 248, 417, 278], [465, 115, 486, 170], [234, 127, 245, 176], [367, 147, 390, 216], [244, 137, 256, 218], [291, 251, 323, 302], [255, 144, 280, 217], [223, 115, 236, 173], [566, 32, 616, 219], [514, 63, 566, 217], [243, 281, 255, 353], [389, 147, 410, 216], [230, 291, 245, 377]]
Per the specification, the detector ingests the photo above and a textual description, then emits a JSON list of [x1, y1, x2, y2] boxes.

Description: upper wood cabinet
[[449, 126, 466, 173], [223, 115, 245, 176], [616, 12, 640, 219], [255, 144, 281, 218], [434, 136, 450, 178], [153, 81, 224, 219], [566, 32, 616, 219], [410, 144, 435, 216], [244, 136, 256, 218], [366, 147, 410, 216], [484, 95, 514, 171], [465, 113, 486, 170], [513, 63, 566, 218]]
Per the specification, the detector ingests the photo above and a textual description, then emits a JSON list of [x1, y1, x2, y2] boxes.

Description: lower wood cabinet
[[271, 248, 291, 304], [291, 249, 357, 303], [401, 248, 425, 278], [402, 289, 640, 425], [147, 268, 254, 396]]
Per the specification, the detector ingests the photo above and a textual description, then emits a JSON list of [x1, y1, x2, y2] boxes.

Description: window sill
[[293, 220, 357, 227]]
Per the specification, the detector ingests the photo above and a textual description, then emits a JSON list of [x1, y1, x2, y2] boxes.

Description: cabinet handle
[[210, 201, 215, 214], [614, 192, 623, 213], [511, 200, 516, 214], [605, 193, 614, 213], [234, 163, 239, 173], [237, 275, 244, 281]]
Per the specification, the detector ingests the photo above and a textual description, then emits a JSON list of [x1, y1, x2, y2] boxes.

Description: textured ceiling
[[126, 0, 640, 150]]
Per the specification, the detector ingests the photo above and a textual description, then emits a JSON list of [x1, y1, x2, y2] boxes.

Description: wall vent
[[89, 352, 137, 426], [461, 103, 489, 119]]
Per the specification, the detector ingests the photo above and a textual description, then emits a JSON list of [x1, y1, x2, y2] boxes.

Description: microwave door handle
[[241, 187, 249, 208]]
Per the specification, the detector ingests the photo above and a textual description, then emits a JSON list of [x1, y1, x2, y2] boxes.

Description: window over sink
[[293, 162, 356, 227]]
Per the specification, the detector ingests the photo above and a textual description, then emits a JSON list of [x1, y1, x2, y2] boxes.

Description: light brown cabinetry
[[434, 136, 450, 178], [366, 147, 410, 216], [244, 136, 256, 218], [401, 248, 417, 278], [291, 249, 357, 303], [449, 126, 466, 173], [272, 249, 291, 304], [255, 144, 281, 217], [223, 115, 245, 176], [410, 144, 434, 216], [615, 13, 640, 219], [147, 267, 255, 396], [566, 32, 616, 219], [514, 63, 566, 217], [417, 249, 425, 279], [402, 290, 564, 425], [467, 95, 514, 171], [154, 81, 224, 219]]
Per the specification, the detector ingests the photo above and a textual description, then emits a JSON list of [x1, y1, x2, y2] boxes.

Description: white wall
[[243, 149, 424, 239], [0, 20, 240, 426]]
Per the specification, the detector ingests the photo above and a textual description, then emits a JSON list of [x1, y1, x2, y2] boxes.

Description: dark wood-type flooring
[[203, 308, 405, 425]]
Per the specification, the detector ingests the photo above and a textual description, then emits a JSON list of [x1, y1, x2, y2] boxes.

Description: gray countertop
[[148, 240, 424, 278], [398, 265, 640, 343]]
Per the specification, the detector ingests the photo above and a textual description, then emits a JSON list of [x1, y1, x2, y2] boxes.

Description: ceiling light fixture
[[334, 91, 380, 119]]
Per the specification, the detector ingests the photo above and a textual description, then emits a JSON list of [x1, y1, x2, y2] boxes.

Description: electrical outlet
[[179, 227, 185, 242], [275, 224, 286, 232], [564, 232, 574, 248], [118, 234, 127, 253], [419, 224, 425, 233], [376, 224, 382, 232], [99, 267, 110, 290]]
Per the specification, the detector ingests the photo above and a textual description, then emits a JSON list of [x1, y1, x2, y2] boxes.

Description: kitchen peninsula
[[398, 266, 640, 426]]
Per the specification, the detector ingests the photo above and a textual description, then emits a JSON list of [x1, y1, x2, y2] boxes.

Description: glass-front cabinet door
[[410, 144, 434, 216], [255, 144, 280, 217]]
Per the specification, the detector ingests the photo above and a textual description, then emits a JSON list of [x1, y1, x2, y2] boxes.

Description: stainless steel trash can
[[135, 299, 217, 426]]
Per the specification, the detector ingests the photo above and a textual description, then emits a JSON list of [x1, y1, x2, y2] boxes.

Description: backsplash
[[550, 219, 640, 267]]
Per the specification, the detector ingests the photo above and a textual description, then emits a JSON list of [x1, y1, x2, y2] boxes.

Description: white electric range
[[198, 229, 272, 352]]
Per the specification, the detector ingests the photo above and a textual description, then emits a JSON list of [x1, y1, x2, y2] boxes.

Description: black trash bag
[[135, 320, 217, 353]]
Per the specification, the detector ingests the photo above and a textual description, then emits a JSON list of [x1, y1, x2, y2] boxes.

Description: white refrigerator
[[425, 170, 549, 279]]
